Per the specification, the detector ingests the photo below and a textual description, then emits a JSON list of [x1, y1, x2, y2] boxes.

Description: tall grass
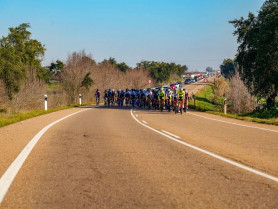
[[189, 84, 278, 125]]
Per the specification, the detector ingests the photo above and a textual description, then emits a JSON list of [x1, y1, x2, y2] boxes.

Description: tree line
[[0, 23, 188, 104], [220, 0, 278, 107]]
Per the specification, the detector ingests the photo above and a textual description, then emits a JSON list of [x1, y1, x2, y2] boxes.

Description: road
[[0, 82, 278, 208]]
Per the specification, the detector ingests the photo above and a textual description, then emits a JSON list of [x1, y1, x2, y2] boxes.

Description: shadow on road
[[81, 104, 188, 115]]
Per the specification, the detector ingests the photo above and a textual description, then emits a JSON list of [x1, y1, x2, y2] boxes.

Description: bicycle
[[165, 98, 171, 112], [159, 98, 165, 112], [174, 98, 183, 114], [96, 96, 100, 105]]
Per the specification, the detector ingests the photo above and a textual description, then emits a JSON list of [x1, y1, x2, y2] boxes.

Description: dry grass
[[214, 78, 229, 97], [1, 50, 154, 117], [228, 71, 258, 114]]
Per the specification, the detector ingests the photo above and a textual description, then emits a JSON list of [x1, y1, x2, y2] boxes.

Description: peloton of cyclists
[[100, 86, 188, 113]]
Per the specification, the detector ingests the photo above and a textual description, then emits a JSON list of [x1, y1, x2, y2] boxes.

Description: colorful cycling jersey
[[177, 90, 185, 98], [120, 91, 125, 98], [154, 91, 158, 99], [125, 91, 130, 97], [95, 90, 100, 97], [158, 90, 165, 97]]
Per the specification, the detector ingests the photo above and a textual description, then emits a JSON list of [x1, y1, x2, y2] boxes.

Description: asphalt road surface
[[0, 82, 278, 208]]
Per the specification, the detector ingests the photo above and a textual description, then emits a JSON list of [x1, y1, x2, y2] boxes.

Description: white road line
[[161, 130, 180, 139], [142, 120, 148, 124], [0, 108, 89, 204], [187, 112, 278, 133], [130, 109, 278, 183]]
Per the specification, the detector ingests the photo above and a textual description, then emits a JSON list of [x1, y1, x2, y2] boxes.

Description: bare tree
[[228, 71, 257, 114], [61, 50, 94, 104]]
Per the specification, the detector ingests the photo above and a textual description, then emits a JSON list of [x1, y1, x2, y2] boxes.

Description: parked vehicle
[[184, 78, 191, 84], [170, 83, 179, 90]]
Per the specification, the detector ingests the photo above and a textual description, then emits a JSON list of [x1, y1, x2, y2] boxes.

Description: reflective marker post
[[44, 94, 48, 111], [193, 94, 196, 107], [79, 94, 82, 105], [224, 98, 227, 115]]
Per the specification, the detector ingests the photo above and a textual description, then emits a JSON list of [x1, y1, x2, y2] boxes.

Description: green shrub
[[245, 107, 278, 119]]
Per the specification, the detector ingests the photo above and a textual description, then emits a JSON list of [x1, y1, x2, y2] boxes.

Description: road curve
[[1, 106, 278, 208]]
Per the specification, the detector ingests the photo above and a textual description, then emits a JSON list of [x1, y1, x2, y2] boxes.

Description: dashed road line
[[161, 130, 180, 139], [130, 109, 278, 183]]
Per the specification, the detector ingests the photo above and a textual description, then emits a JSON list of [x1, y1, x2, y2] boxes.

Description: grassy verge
[[189, 85, 278, 126], [0, 102, 94, 128]]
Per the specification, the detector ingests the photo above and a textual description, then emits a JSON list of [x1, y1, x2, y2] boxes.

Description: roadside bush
[[8, 75, 47, 112], [228, 71, 257, 114], [214, 78, 229, 97], [246, 107, 278, 119]]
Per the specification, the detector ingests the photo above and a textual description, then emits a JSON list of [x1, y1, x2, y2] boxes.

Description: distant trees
[[136, 61, 188, 83], [98, 59, 187, 83], [206, 67, 213, 73], [220, 59, 235, 79], [100, 57, 131, 73], [0, 23, 46, 99], [48, 60, 64, 76], [230, 0, 278, 106]]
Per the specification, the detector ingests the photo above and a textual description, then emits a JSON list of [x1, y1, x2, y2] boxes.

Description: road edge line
[[161, 130, 180, 139], [187, 112, 278, 133], [0, 108, 89, 204], [130, 109, 278, 183]]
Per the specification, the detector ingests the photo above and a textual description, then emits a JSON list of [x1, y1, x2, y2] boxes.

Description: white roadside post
[[224, 97, 227, 115], [79, 94, 82, 105], [44, 94, 48, 111], [193, 94, 196, 107]]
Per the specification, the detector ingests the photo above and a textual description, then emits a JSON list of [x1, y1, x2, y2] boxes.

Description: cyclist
[[111, 89, 116, 106], [131, 89, 136, 108], [177, 87, 185, 113], [125, 88, 130, 106], [107, 89, 112, 106], [184, 89, 189, 111], [153, 89, 159, 109], [158, 87, 165, 111], [140, 89, 146, 108], [165, 89, 172, 111], [95, 89, 101, 105], [146, 89, 152, 110], [104, 89, 108, 106], [119, 90, 125, 108]]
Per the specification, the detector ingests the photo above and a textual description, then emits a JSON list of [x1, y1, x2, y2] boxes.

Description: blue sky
[[0, 0, 265, 70]]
